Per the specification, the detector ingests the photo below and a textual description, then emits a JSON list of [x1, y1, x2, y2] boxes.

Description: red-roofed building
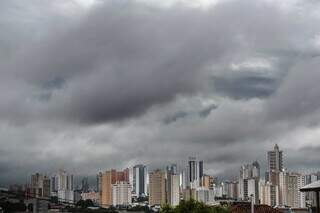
[[230, 203, 281, 213]]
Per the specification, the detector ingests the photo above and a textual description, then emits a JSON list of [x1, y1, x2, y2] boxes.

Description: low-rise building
[[81, 191, 99, 204]]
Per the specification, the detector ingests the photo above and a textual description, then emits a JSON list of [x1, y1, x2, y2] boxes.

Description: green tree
[[50, 196, 58, 204], [76, 199, 94, 209], [160, 203, 174, 213], [160, 199, 230, 213]]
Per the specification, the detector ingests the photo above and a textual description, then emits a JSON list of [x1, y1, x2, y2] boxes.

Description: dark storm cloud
[[163, 111, 188, 124], [211, 74, 278, 100], [2, 0, 311, 124], [162, 103, 217, 124], [4, 1, 241, 124], [199, 104, 218, 117]]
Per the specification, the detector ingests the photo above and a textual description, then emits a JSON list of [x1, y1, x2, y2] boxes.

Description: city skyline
[[1, 143, 319, 187], [3, 144, 319, 188], [12, 145, 320, 205], [1, 0, 320, 187]]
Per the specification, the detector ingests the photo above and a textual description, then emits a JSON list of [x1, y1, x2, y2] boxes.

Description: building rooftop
[[230, 204, 281, 213], [300, 180, 320, 192]]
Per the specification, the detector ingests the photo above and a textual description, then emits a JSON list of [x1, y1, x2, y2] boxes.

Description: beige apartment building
[[149, 170, 166, 206], [99, 169, 129, 207]]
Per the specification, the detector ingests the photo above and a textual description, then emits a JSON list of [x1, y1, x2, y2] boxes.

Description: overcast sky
[[1, 0, 320, 186]]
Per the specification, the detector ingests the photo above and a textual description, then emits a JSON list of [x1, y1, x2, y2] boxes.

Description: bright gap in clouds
[[67, 0, 218, 10], [136, 0, 220, 8], [75, 0, 96, 8]]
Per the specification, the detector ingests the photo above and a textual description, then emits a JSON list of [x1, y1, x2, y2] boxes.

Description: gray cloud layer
[[1, 0, 320, 185]]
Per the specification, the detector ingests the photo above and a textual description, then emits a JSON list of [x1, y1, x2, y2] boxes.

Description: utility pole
[[250, 194, 254, 213]]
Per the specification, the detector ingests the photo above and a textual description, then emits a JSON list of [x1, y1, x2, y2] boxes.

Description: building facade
[[187, 157, 204, 189], [51, 170, 74, 203], [239, 161, 260, 204], [30, 173, 51, 198], [99, 169, 130, 207], [167, 173, 180, 206], [112, 181, 132, 206], [260, 181, 279, 207], [149, 170, 166, 206], [81, 191, 99, 204], [196, 187, 215, 205], [133, 165, 147, 197]]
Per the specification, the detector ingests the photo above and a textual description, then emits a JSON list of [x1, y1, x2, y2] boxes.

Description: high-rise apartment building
[[279, 171, 306, 208], [167, 173, 180, 206], [182, 188, 196, 201], [239, 161, 260, 204], [99, 169, 130, 207], [213, 184, 223, 198], [30, 173, 51, 198], [181, 168, 190, 190], [264, 144, 286, 208], [100, 171, 112, 207], [166, 164, 177, 175], [81, 177, 89, 193], [268, 144, 283, 172], [222, 181, 238, 200], [195, 187, 215, 205], [247, 178, 259, 204], [112, 181, 132, 206], [187, 157, 204, 189], [297, 174, 306, 208], [133, 165, 147, 197], [199, 161, 204, 181], [267, 144, 283, 186], [201, 175, 215, 190], [287, 173, 298, 207], [279, 170, 288, 206], [260, 181, 279, 207], [189, 157, 197, 184], [149, 170, 166, 206], [51, 170, 74, 203]]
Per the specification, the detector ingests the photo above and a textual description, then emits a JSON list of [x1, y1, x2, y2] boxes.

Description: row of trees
[[160, 199, 230, 213], [71, 198, 230, 213], [0, 200, 27, 212]]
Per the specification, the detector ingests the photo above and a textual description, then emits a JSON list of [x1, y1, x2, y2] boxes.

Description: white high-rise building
[[196, 187, 215, 205], [239, 161, 260, 204], [52, 170, 74, 203], [260, 181, 279, 207], [167, 174, 180, 206], [297, 174, 306, 208], [213, 184, 223, 198], [112, 181, 132, 206], [279, 171, 306, 208], [222, 181, 238, 200], [279, 170, 288, 206], [247, 178, 259, 204], [181, 168, 190, 190]]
